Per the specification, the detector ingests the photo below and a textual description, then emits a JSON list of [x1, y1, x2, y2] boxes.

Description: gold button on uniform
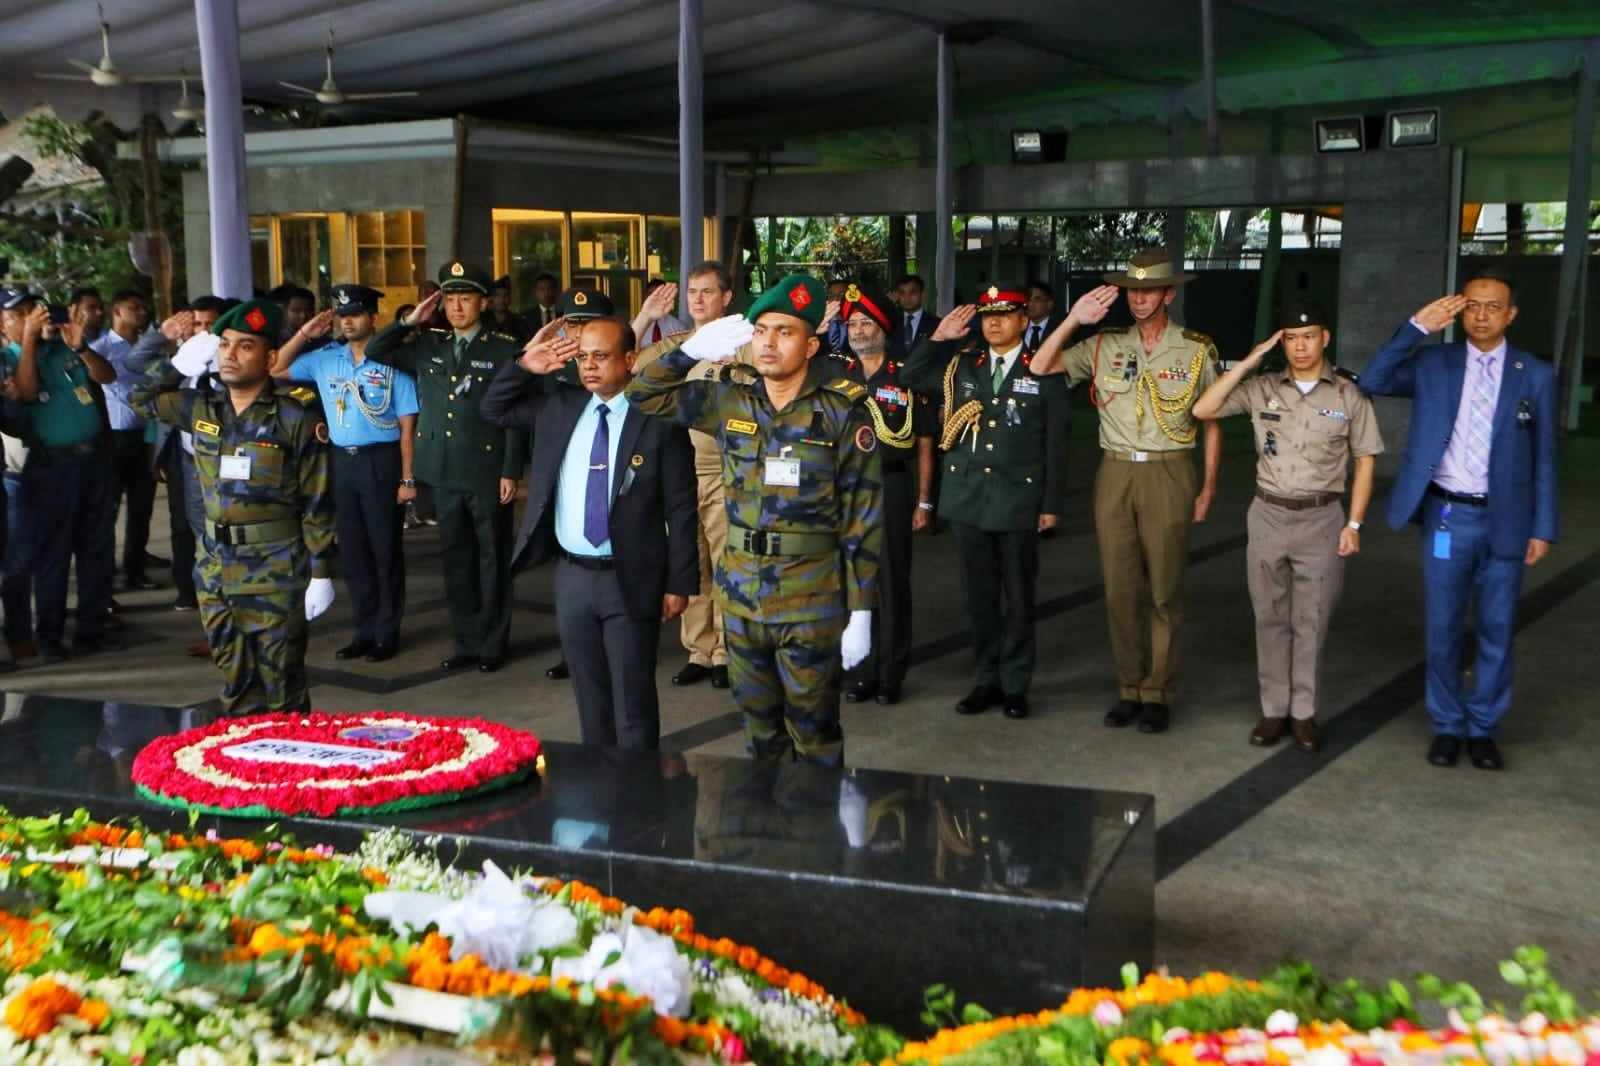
[[988, 420, 997, 428], [984, 466, 992, 474], [446, 430, 453, 437]]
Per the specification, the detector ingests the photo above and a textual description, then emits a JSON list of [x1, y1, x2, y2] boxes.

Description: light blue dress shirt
[[555, 391, 630, 557], [90, 327, 155, 431], [288, 342, 420, 448]]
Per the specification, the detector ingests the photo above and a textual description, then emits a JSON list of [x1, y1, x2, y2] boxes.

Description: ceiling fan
[[278, 28, 420, 106], [171, 75, 203, 123], [37, 4, 183, 88]]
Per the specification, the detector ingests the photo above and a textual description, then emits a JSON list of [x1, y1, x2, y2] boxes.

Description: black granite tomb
[[0, 692, 1154, 1030]]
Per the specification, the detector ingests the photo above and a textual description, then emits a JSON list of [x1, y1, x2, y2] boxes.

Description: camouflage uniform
[[133, 369, 334, 714], [625, 344, 884, 765]]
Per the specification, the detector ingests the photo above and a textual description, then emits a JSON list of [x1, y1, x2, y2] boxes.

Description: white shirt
[[989, 342, 1024, 384], [555, 391, 630, 557], [1434, 334, 1506, 496]]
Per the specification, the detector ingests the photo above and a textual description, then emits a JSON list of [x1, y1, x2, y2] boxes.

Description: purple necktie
[[584, 405, 611, 548], [1464, 354, 1496, 484]]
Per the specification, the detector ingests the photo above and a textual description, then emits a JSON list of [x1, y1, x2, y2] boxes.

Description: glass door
[[493, 209, 567, 315]]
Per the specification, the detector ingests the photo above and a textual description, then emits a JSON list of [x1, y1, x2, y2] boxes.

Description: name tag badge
[[219, 453, 252, 481], [73, 385, 94, 406], [1259, 411, 1282, 422], [725, 418, 757, 435], [1432, 530, 1451, 560], [194, 419, 220, 437], [1011, 377, 1040, 396], [764, 457, 801, 487], [470, 360, 494, 370]]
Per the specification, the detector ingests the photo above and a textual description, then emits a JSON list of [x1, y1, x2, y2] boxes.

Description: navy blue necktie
[[584, 405, 611, 547]]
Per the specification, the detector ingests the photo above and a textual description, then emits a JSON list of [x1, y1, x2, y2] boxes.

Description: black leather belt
[[1255, 488, 1341, 511], [32, 441, 98, 461], [1428, 484, 1488, 507], [560, 551, 616, 570], [336, 441, 400, 456]]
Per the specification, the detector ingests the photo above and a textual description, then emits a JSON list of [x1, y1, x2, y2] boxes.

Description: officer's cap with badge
[[0, 287, 38, 311], [1280, 296, 1331, 331], [975, 285, 1029, 315], [745, 274, 826, 330], [1103, 248, 1196, 289], [211, 298, 284, 342], [438, 261, 491, 295], [840, 283, 895, 333], [331, 284, 382, 317], [557, 287, 614, 322]]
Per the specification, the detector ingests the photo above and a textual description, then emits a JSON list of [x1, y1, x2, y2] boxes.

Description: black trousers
[[850, 465, 914, 688], [433, 483, 512, 659], [25, 449, 114, 644], [333, 444, 406, 646], [162, 442, 197, 605], [553, 558, 662, 750], [951, 522, 1039, 696], [110, 428, 156, 580]]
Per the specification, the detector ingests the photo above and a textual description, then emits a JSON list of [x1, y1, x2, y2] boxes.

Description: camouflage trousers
[[196, 540, 310, 715], [724, 612, 845, 767]]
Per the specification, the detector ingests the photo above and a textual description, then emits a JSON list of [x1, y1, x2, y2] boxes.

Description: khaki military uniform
[[1057, 321, 1218, 704], [1214, 366, 1384, 720], [626, 343, 883, 766], [133, 372, 334, 714]]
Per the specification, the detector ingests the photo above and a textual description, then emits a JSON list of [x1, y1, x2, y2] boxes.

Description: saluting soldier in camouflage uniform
[[626, 274, 883, 767], [132, 299, 336, 715], [365, 261, 528, 673]]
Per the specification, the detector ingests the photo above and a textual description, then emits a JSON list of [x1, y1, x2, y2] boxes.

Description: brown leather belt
[[1255, 487, 1341, 511]]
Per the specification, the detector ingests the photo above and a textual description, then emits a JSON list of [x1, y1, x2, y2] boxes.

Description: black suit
[[1022, 315, 1064, 354], [480, 361, 698, 748], [892, 308, 937, 358]]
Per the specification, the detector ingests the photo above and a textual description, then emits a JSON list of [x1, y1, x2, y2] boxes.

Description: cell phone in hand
[[48, 303, 69, 325]]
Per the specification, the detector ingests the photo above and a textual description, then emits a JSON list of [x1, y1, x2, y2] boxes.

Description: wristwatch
[[916, 502, 934, 512], [399, 478, 417, 488], [1346, 520, 1362, 531]]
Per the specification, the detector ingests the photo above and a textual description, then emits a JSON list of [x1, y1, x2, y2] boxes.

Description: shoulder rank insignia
[[492, 332, 517, 343], [193, 419, 220, 437], [825, 378, 869, 403], [1182, 328, 1213, 344], [725, 418, 757, 435], [1335, 366, 1360, 383]]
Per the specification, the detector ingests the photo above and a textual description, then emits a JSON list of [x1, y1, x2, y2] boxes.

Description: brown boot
[[1249, 716, 1286, 747], [1292, 718, 1320, 753]]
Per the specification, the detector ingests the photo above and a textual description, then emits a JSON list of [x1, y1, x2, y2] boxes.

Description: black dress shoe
[[955, 685, 1003, 716], [336, 640, 374, 661], [1104, 699, 1142, 728], [172, 599, 198, 612], [672, 662, 711, 686], [38, 642, 69, 664], [144, 552, 170, 570], [442, 654, 480, 671], [73, 635, 124, 655], [478, 657, 503, 673], [545, 660, 569, 680], [1467, 737, 1504, 771], [1137, 702, 1171, 734], [710, 665, 729, 689], [124, 575, 159, 591], [844, 680, 878, 703], [365, 642, 397, 663], [875, 684, 901, 706], [1003, 693, 1030, 719], [1427, 735, 1462, 767]]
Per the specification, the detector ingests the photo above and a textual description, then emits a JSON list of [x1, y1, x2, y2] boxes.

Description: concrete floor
[[7, 427, 1598, 1006]]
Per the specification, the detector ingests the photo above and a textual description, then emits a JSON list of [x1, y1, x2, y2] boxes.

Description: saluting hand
[[818, 299, 842, 333], [641, 283, 678, 321], [301, 309, 335, 340], [161, 310, 195, 344], [406, 289, 443, 327], [520, 325, 580, 375], [22, 305, 47, 343], [1067, 285, 1119, 327], [1241, 330, 1283, 368], [931, 305, 977, 342], [1413, 295, 1468, 334]]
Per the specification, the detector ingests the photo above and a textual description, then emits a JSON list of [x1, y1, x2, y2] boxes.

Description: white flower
[[1303, 1046, 1353, 1066], [1265, 1010, 1300, 1037], [1162, 1028, 1192, 1045], [1093, 1000, 1125, 1027], [551, 924, 693, 1018], [176, 1047, 229, 1066], [1519, 1011, 1550, 1036]]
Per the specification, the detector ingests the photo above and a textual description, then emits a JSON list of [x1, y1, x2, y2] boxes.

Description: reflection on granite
[[0, 691, 1154, 1028]]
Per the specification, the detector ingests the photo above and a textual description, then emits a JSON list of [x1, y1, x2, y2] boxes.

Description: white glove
[[840, 609, 872, 671], [680, 314, 754, 363], [171, 332, 220, 377], [304, 577, 335, 622]]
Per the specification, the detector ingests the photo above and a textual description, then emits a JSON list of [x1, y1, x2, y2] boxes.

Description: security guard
[[626, 275, 883, 767], [274, 284, 420, 663], [7, 298, 120, 662], [833, 284, 937, 706], [1192, 298, 1382, 751], [1028, 248, 1223, 734], [366, 261, 528, 673], [901, 286, 1071, 720], [132, 299, 336, 714]]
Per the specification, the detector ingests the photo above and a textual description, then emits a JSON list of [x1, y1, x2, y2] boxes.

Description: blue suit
[[1362, 321, 1559, 738]]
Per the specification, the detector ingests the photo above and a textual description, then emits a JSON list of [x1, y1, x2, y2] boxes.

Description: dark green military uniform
[[900, 286, 1072, 701], [132, 301, 334, 714], [364, 262, 528, 664], [626, 276, 883, 766]]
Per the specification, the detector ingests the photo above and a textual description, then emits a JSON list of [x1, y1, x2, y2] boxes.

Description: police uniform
[[834, 285, 937, 702], [626, 275, 884, 766], [901, 286, 1071, 716], [365, 262, 529, 671], [1051, 251, 1218, 728], [132, 300, 335, 714], [1211, 300, 1383, 740], [1, 311, 116, 657], [287, 284, 419, 659]]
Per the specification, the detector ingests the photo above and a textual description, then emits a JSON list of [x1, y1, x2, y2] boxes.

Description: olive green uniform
[[133, 370, 334, 714], [625, 343, 883, 766], [365, 320, 528, 660], [1055, 322, 1218, 704], [1214, 365, 1383, 720]]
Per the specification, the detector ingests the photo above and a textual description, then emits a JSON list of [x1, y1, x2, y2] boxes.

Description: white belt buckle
[[1130, 450, 1149, 463]]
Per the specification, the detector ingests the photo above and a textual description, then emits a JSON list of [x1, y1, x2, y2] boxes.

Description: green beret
[[438, 260, 491, 294], [211, 298, 284, 341], [746, 274, 825, 330]]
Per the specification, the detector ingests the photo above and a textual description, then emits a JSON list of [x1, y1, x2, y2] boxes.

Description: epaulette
[[664, 329, 694, 342], [716, 362, 760, 386], [491, 331, 518, 343], [283, 384, 319, 407], [1182, 328, 1214, 346], [427, 327, 451, 335], [822, 378, 869, 404], [1335, 366, 1360, 384]]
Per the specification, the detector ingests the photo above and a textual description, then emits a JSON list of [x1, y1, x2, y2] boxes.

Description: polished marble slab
[[0, 692, 1154, 1028]]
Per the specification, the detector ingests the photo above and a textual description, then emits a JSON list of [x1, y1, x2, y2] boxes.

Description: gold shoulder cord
[[1134, 343, 1207, 445], [938, 356, 983, 452], [865, 398, 916, 449]]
